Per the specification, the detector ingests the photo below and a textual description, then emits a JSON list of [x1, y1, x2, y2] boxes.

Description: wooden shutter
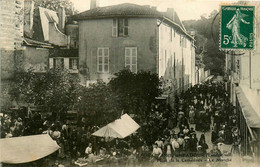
[[69, 58, 72, 69], [64, 58, 69, 69], [112, 19, 118, 37], [124, 19, 128, 36], [49, 58, 54, 69], [132, 47, 137, 73], [104, 48, 109, 72], [97, 48, 103, 72]]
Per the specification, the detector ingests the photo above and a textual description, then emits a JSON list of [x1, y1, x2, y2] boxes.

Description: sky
[[71, 0, 223, 21]]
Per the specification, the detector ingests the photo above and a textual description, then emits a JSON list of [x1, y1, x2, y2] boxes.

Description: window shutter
[[49, 58, 54, 69], [104, 48, 109, 72], [124, 19, 128, 36], [112, 19, 118, 37], [97, 48, 102, 72], [69, 58, 72, 69], [61, 58, 65, 69], [118, 19, 124, 36], [64, 58, 69, 69], [53, 58, 56, 69]]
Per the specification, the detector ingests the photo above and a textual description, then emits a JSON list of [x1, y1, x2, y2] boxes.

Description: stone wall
[[0, 0, 24, 50]]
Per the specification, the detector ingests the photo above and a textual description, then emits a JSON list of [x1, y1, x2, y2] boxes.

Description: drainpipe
[[182, 36, 184, 92], [156, 18, 165, 75], [249, 51, 252, 89]]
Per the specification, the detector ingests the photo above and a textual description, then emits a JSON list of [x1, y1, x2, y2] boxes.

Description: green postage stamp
[[220, 5, 255, 50]]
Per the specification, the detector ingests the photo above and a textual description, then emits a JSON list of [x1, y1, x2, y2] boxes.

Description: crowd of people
[[149, 80, 241, 162], [0, 109, 105, 165], [0, 79, 242, 166]]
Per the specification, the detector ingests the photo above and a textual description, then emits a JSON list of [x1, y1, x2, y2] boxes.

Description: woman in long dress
[[226, 8, 250, 47]]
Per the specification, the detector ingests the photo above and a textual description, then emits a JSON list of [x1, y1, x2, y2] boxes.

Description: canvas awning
[[92, 114, 140, 138], [0, 134, 60, 164], [236, 87, 260, 128]]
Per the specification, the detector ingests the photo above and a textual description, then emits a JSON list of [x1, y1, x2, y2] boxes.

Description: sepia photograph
[[0, 0, 260, 166]]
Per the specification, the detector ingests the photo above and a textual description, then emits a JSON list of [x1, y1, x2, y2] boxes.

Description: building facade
[[0, 0, 79, 110], [72, 3, 196, 92], [226, 3, 260, 164]]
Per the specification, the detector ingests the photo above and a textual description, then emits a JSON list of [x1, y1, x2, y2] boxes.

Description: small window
[[69, 58, 78, 70], [112, 18, 128, 37], [53, 58, 64, 69], [125, 47, 137, 73], [97, 48, 109, 73]]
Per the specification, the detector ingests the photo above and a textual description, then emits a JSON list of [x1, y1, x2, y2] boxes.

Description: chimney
[[90, 0, 99, 9], [24, 0, 34, 38], [166, 8, 175, 21], [58, 6, 66, 32]]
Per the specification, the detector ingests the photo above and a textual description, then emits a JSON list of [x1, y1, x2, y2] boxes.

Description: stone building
[[226, 3, 260, 164], [0, 0, 79, 110], [71, 3, 196, 93]]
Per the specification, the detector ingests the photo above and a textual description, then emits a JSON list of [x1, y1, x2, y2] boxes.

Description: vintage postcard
[[0, 0, 259, 167]]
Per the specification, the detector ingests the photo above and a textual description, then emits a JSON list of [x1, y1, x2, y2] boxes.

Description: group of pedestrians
[[150, 80, 241, 162], [1, 80, 242, 167]]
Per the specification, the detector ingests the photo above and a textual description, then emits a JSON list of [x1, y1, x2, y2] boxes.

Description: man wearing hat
[[189, 133, 198, 153], [183, 136, 191, 153]]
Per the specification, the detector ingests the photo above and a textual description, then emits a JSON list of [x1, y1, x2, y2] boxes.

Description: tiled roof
[[71, 3, 193, 40], [49, 49, 78, 58], [38, 7, 59, 41], [71, 3, 163, 20], [23, 37, 54, 48]]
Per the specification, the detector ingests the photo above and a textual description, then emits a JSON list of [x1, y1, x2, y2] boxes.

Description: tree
[[109, 69, 162, 118], [34, 0, 77, 15], [76, 81, 120, 126], [183, 10, 226, 75], [10, 68, 80, 114]]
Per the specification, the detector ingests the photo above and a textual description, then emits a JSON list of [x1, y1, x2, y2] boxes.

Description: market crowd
[[0, 80, 242, 166], [150, 80, 241, 162]]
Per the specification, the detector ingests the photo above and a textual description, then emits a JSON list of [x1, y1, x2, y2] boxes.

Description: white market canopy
[[0, 134, 60, 164], [92, 114, 140, 139]]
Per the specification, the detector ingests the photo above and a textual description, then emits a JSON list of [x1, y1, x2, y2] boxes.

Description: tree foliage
[[9, 69, 167, 144], [10, 68, 80, 113], [34, 0, 77, 15], [76, 81, 120, 126], [109, 69, 162, 118], [183, 10, 225, 75]]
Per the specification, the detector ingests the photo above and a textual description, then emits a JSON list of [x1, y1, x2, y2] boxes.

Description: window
[[97, 48, 109, 73], [53, 58, 64, 69], [125, 47, 137, 73], [112, 18, 128, 37], [69, 58, 78, 70]]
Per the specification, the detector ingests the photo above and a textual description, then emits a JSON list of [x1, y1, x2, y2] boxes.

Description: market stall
[[0, 134, 60, 164]]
